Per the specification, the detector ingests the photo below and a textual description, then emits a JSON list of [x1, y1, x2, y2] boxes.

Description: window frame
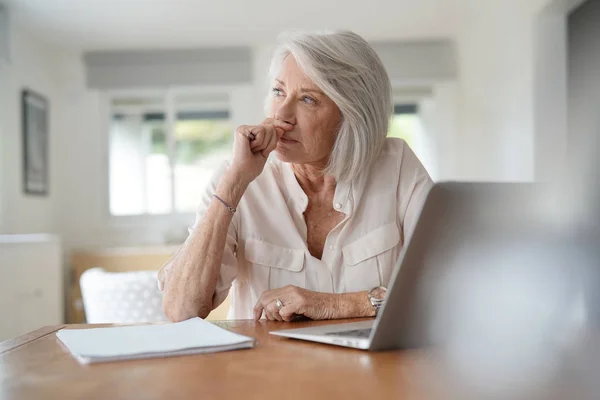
[[105, 87, 235, 220]]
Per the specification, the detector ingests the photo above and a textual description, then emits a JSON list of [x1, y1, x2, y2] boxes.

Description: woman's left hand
[[253, 285, 339, 322]]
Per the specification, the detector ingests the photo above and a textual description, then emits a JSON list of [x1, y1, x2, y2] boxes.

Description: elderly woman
[[159, 30, 433, 322]]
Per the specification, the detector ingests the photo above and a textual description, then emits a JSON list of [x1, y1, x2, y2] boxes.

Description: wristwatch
[[367, 286, 387, 314]]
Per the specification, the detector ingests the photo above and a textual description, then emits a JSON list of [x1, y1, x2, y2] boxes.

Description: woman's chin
[[274, 148, 295, 163]]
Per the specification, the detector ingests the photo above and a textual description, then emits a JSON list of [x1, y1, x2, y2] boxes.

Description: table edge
[[0, 325, 66, 354]]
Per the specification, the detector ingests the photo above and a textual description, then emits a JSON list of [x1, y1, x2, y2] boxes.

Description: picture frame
[[22, 89, 49, 196]]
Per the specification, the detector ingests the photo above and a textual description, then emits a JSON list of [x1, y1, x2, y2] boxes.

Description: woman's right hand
[[230, 118, 294, 183]]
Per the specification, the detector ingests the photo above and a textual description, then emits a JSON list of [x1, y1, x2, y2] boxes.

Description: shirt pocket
[[244, 238, 306, 292], [342, 222, 401, 292]]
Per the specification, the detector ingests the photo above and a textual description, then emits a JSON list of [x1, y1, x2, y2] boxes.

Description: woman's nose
[[274, 99, 296, 126]]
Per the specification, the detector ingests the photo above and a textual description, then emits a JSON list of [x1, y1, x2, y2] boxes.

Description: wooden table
[[2, 319, 590, 400], [0, 319, 448, 400]]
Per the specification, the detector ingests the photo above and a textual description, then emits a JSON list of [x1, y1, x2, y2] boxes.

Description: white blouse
[[159, 138, 433, 319]]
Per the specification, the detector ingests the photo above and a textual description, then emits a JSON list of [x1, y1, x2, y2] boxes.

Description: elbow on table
[[162, 294, 213, 322]]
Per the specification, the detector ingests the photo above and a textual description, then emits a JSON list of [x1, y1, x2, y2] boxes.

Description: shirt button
[[334, 203, 342, 210], [328, 244, 334, 250]]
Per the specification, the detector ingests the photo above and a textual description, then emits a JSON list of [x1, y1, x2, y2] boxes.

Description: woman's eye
[[302, 96, 316, 105], [271, 87, 284, 96]]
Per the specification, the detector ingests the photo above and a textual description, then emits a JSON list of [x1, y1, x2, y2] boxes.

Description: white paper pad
[[56, 318, 255, 364]]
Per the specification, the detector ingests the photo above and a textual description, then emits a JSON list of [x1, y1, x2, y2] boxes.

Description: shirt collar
[[277, 160, 354, 216]]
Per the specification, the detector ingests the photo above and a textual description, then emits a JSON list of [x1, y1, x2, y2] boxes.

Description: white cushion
[[80, 268, 169, 324]]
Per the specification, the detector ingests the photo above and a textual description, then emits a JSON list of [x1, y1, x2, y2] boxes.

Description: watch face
[[370, 286, 387, 301]]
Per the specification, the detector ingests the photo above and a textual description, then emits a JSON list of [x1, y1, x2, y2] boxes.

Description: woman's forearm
[[333, 291, 377, 319], [162, 170, 249, 321]]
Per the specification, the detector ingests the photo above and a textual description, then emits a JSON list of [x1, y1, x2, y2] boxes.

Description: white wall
[[451, 0, 550, 181], [534, 6, 568, 182], [533, 0, 587, 181], [452, 0, 589, 183], [0, 27, 63, 234], [0, 27, 69, 326], [420, 82, 459, 181]]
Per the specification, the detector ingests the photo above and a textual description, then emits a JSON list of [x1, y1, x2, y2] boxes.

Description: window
[[387, 104, 419, 149], [388, 102, 436, 179], [109, 93, 233, 216]]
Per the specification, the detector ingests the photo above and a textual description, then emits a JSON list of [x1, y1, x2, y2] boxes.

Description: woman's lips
[[279, 136, 298, 144]]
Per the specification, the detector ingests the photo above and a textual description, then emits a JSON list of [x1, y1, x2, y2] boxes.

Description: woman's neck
[[291, 162, 336, 196]]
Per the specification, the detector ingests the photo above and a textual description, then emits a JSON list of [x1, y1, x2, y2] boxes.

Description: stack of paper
[[56, 318, 255, 364]]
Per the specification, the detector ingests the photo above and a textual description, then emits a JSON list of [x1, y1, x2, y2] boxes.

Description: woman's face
[[267, 55, 342, 167]]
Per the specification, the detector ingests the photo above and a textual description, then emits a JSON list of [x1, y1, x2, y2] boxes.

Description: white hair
[[266, 30, 393, 183]]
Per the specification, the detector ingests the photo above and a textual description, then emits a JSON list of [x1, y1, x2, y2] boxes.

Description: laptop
[[270, 182, 546, 350]]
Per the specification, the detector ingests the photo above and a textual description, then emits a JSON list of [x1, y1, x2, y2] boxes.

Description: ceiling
[[3, 0, 458, 51]]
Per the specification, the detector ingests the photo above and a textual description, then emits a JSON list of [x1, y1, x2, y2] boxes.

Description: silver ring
[[245, 132, 255, 141], [275, 299, 283, 311]]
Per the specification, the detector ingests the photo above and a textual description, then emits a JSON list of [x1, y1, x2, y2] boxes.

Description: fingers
[[254, 288, 291, 321], [253, 295, 273, 320], [237, 119, 291, 145], [279, 305, 299, 322], [253, 302, 264, 320], [266, 302, 283, 321], [274, 302, 285, 321], [274, 126, 285, 139], [249, 125, 271, 153], [250, 125, 278, 158], [253, 299, 283, 321], [261, 129, 279, 158], [263, 118, 294, 132], [236, 125, 256, 144], [248, 119, 292, 154]]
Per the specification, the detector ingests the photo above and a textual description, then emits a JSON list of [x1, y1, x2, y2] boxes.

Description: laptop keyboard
[[325, 328, 372, 338]]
